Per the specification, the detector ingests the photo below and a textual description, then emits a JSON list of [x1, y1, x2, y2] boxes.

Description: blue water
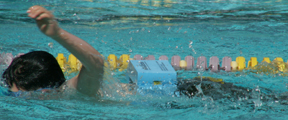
[[1, 0, 288, 119]]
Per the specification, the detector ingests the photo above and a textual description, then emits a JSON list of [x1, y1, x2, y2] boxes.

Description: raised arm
[[27, 5, 104, 96]]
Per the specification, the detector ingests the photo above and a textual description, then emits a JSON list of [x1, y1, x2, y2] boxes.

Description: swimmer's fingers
[[35, 9, 54, 21], [27, 5, 44, 18], [27, 5, 53, 20], [36, 13, 53, 21]]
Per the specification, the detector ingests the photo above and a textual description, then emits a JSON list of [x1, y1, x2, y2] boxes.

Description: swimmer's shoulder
[[62, 76, 77, 89], [58, 77, 78, 93]]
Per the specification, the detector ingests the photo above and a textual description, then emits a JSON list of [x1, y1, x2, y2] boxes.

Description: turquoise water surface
[[1, 0, 288, 119]]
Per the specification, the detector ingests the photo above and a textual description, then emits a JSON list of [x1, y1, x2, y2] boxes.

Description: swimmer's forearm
[[51, 28, 104, 71]]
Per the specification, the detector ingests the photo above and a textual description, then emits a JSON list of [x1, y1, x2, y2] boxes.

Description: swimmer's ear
[[9, 83, 20, 92]]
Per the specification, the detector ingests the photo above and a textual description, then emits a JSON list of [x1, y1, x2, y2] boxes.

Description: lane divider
[[2, 52, 288, 74], [105, 54, 288, 74]]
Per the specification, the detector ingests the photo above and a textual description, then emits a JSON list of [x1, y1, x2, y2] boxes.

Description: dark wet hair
[[175, 77, 233, 99], [176, 77, 250, 100], [2, 51, 65, 91]]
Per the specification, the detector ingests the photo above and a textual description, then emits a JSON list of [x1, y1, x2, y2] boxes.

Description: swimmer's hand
[[27, 5, 60, 37]]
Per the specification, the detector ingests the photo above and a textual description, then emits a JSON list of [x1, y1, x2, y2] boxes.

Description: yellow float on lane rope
[[68, 54, 82, 73], [118, 54, 130, 71], [236, 56, 246, 70], [179, 60, 187, 69], [68, 54, 77, 72], [262, 57, 271, 63], [56, 53, 66, 72], [273, 57, 285, 72], [274, 57, 284, 62], [107, 54, 117, 70], [231, 61, 238, 71], [248, 57, 258, 68]]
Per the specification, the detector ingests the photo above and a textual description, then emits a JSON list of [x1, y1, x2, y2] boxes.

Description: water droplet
[[48, 42, 53, 48]]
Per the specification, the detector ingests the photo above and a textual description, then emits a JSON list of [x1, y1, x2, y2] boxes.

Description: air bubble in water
[[48, 42, 53, 48]]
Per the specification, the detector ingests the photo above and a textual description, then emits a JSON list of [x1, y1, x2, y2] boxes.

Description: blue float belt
[[126, 60, 177, 89]]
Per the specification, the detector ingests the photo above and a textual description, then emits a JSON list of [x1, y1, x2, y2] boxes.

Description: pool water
[[1, 0, 288, 119]]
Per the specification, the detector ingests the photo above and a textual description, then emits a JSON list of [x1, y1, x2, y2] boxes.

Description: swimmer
[[176, 77, 288, 105], [2, 5, 104, 97]]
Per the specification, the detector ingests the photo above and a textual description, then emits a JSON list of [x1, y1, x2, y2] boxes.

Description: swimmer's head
[[2, 51, 65, 91]]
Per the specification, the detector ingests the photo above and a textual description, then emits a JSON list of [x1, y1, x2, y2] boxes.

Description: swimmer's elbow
[[75, 68, 103, 97], [83, 53, 104, 71]]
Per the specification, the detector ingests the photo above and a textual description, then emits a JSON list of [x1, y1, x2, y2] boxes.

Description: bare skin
[[11, 5, 104, 97]]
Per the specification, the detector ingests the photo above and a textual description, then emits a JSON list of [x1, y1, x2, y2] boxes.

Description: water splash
[[189, 41, 197, 54], [196, 60, 206, 97]]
